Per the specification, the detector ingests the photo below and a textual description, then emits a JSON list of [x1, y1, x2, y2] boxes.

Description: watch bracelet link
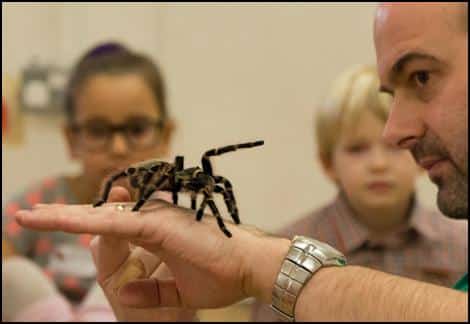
[[270, 236, 346, 322]]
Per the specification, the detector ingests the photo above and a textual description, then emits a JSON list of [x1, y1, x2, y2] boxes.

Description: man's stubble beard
[[411, 131, 467, 219], [434, 166, 467, 219]]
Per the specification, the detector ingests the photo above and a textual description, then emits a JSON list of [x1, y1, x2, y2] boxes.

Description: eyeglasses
[[70, 118, 165, 152]]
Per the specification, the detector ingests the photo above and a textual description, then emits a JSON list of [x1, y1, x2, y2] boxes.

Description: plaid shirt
[[251, 193, 468, 322]]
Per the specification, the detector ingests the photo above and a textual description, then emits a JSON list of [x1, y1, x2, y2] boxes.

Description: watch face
[[294, 236, 347, 266]]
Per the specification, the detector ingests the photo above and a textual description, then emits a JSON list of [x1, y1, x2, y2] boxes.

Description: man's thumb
[[90, 186, 133, 284]]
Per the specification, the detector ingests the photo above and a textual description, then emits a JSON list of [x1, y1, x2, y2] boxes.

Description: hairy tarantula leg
[[142, 170, 155, 185], [213, 176, 239, 224], [175, 156, 184, 171], [140, 170, 156, 199], [172, 191, 179, 205], [137, 187, 146, 202], [93, 171, 127, 207], [201, 140, 264, 176], [171, 156, 184, 205], [206, 198, 232, 238], [132, 175, 168, 212], [196, 198, 208, 221], [214, 185, 240, 225], [169, 170, 178, 205], [190, 192, 197, 210], [131, 170, 153, 201]]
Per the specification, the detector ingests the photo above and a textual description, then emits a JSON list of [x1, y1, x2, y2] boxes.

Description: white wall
[[2, 2, 438, 232]]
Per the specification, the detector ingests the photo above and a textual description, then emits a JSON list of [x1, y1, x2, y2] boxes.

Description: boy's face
[[324, 110, 420, 210]]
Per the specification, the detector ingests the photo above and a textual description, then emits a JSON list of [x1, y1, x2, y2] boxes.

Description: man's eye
[[412, 71, 430, 87]]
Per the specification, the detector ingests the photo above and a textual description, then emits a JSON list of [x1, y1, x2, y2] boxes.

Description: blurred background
[[2, 2, 440, 320]]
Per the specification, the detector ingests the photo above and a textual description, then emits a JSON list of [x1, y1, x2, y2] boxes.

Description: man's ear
[[318, 152, 339, 184], [63, 124, 79, 160]]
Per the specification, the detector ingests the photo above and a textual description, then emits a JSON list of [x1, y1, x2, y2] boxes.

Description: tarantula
[[93, 140, 264, 237]]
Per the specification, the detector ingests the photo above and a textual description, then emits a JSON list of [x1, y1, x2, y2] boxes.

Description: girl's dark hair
[[64, 41, 168, 123]]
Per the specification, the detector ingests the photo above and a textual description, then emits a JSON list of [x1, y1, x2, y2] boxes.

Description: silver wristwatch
[[270, 235, 347, 322]]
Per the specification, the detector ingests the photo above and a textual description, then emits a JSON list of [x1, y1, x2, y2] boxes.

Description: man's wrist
[[269, 236, 347, 321], [294, 265, 338, 321], [243, 235, 291, 304]]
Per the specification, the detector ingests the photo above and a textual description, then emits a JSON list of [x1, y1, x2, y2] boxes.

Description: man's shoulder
[[453, 273, 468, 292]]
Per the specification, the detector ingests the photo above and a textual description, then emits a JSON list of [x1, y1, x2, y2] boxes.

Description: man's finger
[[111, 247, 163, 292], [150, 262, 174, 280], [107, 186, 132, 203], [117, 278, 184, 308], [92, 186, 133, 284], [150, 191, 173, 203], [15, 200, 171, 240], [91, 235, 131, 285]]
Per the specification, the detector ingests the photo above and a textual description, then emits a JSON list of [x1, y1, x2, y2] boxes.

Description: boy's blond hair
[[315, 64, 392, 164]]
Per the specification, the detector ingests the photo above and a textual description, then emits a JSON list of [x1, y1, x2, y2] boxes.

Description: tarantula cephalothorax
[[93, 140, 264, 237]]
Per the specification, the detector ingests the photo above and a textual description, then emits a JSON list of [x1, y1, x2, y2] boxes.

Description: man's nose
[[382, 97, 424, 150]]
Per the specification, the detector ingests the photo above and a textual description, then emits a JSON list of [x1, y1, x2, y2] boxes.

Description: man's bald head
[[375, 3, 467, 37], [445, 2, 467, 32], [461, 2, 467, 31]]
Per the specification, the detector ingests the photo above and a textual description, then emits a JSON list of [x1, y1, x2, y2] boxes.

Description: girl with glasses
[[2, 41, 195, 321]]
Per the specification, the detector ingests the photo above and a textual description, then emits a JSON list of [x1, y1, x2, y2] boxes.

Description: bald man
[[15, 3, 468, 322], [376, 3, 467, 221]]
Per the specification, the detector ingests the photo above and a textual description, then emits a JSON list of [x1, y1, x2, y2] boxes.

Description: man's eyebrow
[[381, 52, 441, 95], [391, 52, 440, 77]]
